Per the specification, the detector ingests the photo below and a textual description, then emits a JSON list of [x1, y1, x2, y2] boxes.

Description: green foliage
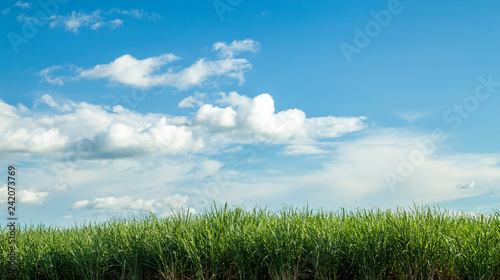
[[1, 204, 499, 279]]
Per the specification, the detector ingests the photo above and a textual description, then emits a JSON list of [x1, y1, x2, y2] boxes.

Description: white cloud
[[1, 8, 10, 15], [63, 215, 72, 219], [34, 94, 58, 108], [178, 92, 206, 108], [10, 126, 500, 219], [48, 184, 67, 191], [213, 39, 260, 58], [0, 98, 201, 157], [108, 8, 162, 20], [0, 92, 365, 158], [19, 8, 158, 33], [17, 103, 29, 113], [456, 181, 476, 189], [79, 53, 180, 87], [72, 196, 156, 210], [38, 66, 65, 85], [97, 118, 205, 157], [20, 189, 49, 204], [109, 18, 123, 29], [49, 10, 122, 33], [261, 10, 272, 16], [214, 92, 366, 142], [44, 40, 259, 89], [72, 200, 90, 209], [194, 104, 237, 128], [205, 130, 500, 210], [0, 99, 69, 154], [305, 115, 367, 138], [72, 194, 189, 214], [79, 52, 253, 89], [0, 185, 48, 204], [34, 94, 74, 112], [14, 1, 31, 9], [38, 65, 81, 86], [395, 111, 428, 123], [281, 144, 328, 155]]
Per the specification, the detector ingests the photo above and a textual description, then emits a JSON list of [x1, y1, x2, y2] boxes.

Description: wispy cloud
[[456, 181, 475, 189], [1, 8, 10, 15], [395, 111, 429, 123], [14, 1, 31, 9], [38, 65, 80, 85], [213, 39, 260, 58], [107, 8, 162, 20], [280, 144, 328, 155], [48, 10, 122, 33], [261, 10, 272, 16], [34, 94, 74, 112], [210, 130, 500, 210], [18, 8, 159, 33], [178, 92, 207, 108]]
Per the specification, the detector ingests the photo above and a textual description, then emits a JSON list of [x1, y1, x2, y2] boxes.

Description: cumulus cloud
[[0, 99, 68, 154], [0, 92, 365, 158], [79, 51, 252, 89], [79, 53, 180, 87], [213, 91, 366, 142], [20, 189, 49, 204], [194, 104, 237, 128], [96, 117, 205, 157], [0, 182, 66, 208], [41, 40, 259, 89], [0, 98, 201, 157], [0, 185, 48, 204]]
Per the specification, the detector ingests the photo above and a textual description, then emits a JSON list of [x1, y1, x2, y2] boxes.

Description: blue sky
[[1, 0, 500, 226]]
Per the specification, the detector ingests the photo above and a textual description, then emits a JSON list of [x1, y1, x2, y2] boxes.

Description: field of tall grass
[[1, 204, 500, 279]]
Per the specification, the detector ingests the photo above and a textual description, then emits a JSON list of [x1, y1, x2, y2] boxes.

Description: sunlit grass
[[1, 204, 499, 279]]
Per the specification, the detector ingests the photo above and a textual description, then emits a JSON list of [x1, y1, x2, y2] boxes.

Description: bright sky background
[[1, 0, 500, 226]]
